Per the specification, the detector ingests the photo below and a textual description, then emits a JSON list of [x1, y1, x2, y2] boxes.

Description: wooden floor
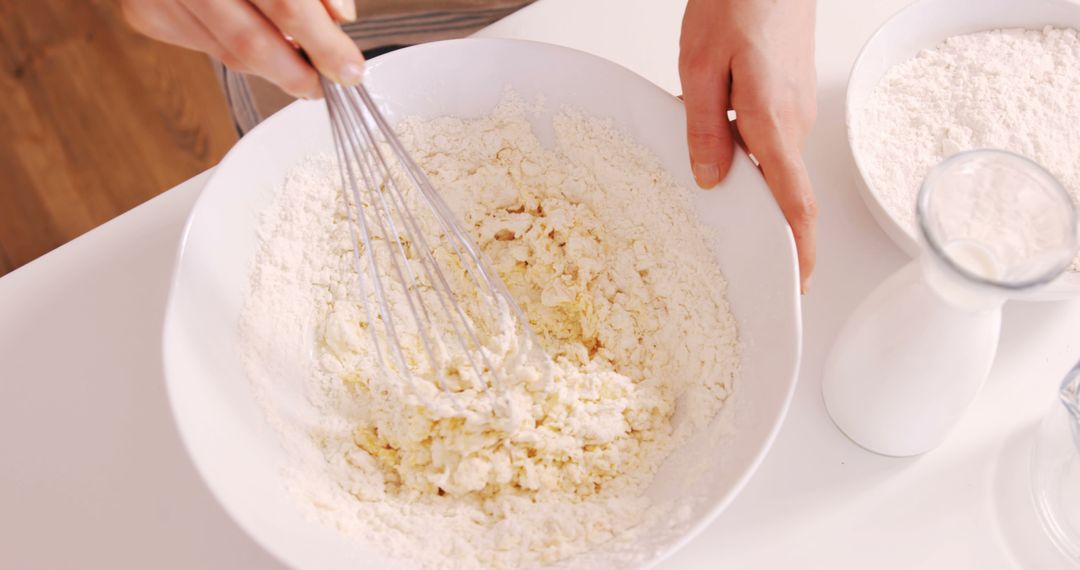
[[0, 0, 237, 276]]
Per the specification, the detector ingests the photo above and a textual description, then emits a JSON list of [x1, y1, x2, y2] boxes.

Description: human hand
[[122, 0, 365, 99], [679, 0, 818, 290]]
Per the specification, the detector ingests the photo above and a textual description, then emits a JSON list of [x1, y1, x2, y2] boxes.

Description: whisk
[[318, 76, 550, 418]]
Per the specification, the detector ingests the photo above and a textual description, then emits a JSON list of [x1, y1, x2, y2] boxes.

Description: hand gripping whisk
[[319, 76, 551, 420]]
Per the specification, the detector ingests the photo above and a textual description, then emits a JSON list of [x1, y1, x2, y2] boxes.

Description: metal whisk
[[319, 77, 549, 418]]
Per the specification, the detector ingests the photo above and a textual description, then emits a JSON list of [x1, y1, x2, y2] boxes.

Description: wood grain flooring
[[0, 0, 237, 277]]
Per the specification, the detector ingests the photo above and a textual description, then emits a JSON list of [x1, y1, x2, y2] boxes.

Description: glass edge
[[916, 149, 1080, 293]]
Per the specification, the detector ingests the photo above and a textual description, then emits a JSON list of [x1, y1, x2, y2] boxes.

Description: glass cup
[[918, 149, 1080, 309], [1032, 361, 1080, 565]]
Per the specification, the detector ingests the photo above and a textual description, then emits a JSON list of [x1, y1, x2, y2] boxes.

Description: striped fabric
[[216, 0, 534, 134]]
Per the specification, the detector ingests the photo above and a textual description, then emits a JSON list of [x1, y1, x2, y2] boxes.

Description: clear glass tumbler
[[1032, 361, 1080, 565]]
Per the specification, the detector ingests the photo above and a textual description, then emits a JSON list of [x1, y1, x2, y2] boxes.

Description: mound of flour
[[239, 96, 740, 568], [853, 27, 1080, 271]]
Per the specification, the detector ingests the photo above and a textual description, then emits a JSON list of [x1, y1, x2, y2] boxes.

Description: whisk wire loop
[[325, 80, 434, 408], [321, 78, 549, 420]]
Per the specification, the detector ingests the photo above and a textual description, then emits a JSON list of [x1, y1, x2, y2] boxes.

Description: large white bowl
[[163, 39, 801, 569], [846, 0, 1080, 299]]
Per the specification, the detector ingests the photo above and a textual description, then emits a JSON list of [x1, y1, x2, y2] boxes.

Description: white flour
[[852, 27, 1080, 271], [239, 97, 739, 568]]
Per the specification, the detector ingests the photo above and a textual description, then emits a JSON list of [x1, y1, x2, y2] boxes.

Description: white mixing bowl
[[846, 0, 1080, 299], [163, 39, 801, 569]]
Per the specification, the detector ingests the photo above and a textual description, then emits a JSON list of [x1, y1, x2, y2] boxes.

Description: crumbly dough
[[240, 96, 740, 568]]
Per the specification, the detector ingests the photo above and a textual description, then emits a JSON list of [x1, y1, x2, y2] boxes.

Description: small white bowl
[[163, 39, 801, 569], [845, 0, 1080, 299]]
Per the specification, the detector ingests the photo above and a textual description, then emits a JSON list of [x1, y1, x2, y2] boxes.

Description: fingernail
[[692, 162, 720, 189], [335, 61, 364, 86], [327, 0, 357, 22]]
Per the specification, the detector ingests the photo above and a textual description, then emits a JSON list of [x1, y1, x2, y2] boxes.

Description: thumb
[[679, 69, 735, 189]]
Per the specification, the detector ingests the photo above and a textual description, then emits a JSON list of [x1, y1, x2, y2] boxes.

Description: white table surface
[[3, 0, 1079, 568]]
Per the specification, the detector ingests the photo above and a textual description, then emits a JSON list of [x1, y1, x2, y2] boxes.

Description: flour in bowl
[[852, 27, 1080, 271], [239, 96, 739, 568]]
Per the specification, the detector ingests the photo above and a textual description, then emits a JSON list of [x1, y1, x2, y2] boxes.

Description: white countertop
[[3, 0, 1079, 568]]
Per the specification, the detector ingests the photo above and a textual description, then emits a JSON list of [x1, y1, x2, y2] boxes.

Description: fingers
[[181, 0, 321, 99], [736, 110, 819, 290], [249, 0, 365, 86], [122, 0, 220, 55], [678, 57, 735, 189]]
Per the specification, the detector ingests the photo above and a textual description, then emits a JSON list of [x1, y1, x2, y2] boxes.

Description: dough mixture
[[239, 96, 740, 568]]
